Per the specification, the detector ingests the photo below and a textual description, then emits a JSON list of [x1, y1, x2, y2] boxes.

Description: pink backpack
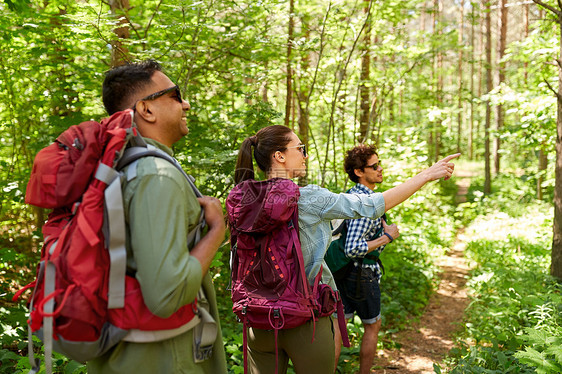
[[226, 178, 349, 373]]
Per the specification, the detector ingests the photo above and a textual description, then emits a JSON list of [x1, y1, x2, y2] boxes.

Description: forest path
[[373, 169, 477, 373]]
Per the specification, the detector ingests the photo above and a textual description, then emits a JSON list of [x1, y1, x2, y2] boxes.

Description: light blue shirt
[[297, 184, 386, 289]]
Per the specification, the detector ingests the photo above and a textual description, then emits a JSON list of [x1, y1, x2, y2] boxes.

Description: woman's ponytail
[[234, 126, 293, 184], [234, 137, 256, 184]]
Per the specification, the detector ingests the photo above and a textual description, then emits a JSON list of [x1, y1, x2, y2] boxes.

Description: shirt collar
[[144, 137, 174, 157], [351, 183, 374, 195]]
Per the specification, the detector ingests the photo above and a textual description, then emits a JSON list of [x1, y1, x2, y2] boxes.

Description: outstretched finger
[[441, 153, 461, 163]]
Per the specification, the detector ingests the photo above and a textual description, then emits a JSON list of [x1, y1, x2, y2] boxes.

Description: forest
[[1, 0, 561, 372]]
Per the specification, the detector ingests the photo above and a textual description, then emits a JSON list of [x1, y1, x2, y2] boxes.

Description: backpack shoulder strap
[[119, 145, 206, 246], [331, 220, 347, 236], [118, 145, 202, 198]]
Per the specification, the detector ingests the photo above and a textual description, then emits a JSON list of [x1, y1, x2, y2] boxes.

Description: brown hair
[[344, 144, 378, 183], [234, 125, 294, 184]]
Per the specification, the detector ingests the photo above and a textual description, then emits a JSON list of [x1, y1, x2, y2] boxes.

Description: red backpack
[[226, 178, 349, 373], [14, 109, 203, 373]]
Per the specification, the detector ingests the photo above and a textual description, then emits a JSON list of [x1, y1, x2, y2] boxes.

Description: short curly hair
[[344, 144, 378, 183]]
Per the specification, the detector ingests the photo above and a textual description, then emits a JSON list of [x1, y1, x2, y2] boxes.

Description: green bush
[[442, 194, 559, 374]]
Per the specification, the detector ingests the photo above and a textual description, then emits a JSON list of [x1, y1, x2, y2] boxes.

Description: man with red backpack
[[87, 60, 228, 373]]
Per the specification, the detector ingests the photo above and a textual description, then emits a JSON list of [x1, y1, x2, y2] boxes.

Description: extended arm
[[382, 153, 460, 211]]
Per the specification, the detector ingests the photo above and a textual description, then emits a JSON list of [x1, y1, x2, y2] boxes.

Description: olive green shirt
[[88, 139, 227, 374]]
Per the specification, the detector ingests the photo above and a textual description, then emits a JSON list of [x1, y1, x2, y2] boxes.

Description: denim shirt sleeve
[[297, 184, 385, 287], [298, 184, 385, 221]]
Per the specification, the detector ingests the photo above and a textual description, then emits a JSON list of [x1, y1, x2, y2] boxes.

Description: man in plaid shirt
[[334, 144, 400, 374]]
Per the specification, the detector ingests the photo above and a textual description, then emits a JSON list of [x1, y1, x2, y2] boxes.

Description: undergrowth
[[337, 179, 459, 373], [438, 173, 560, 374]]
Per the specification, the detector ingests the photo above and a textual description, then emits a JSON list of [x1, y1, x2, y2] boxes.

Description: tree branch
[[544, 78, 562, 100], [532, 0, 562, 19]]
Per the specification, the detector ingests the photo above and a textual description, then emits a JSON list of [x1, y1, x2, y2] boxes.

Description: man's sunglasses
[[132, 85, 182, 109], [286, 144, 307, 158], [364, 162, 381, 170]]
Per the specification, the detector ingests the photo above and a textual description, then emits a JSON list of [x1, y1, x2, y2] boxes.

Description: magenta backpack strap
[[336, 293, 350, 347], [289, 210, 311, 300], [242, 319, 248, 374]]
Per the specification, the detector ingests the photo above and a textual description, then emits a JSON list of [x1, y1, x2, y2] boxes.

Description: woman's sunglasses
[[286, 144, 308, 158]]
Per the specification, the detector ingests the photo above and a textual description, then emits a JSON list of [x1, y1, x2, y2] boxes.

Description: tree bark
[[524, 3, 529, 85], [109, 0, 131, 67], [494, 0, 508, 175], [359, 0, 371, 141], [484, 0, 492, 194], [553, 10, 562, 282], [531, 0, 562, 281], [469, 1, 476, 159], [537, 147, 548, 200], [457, 0, 465, 154], [285, 0, 295, 127]]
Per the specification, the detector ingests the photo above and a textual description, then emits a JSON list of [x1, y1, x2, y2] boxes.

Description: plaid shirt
[[344, 183, 386, 278]]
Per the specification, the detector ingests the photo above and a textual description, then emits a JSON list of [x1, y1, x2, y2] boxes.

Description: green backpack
[[325, 214, 387, 280]]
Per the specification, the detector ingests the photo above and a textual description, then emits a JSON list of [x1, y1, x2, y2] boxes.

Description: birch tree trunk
[[109, 0, 131, 67]]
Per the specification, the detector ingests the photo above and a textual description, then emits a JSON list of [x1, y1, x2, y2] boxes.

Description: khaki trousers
[[247, 316, 335, 374]]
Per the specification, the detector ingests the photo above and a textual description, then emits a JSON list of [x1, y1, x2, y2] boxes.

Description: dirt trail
[[374, 170, 476, 373]]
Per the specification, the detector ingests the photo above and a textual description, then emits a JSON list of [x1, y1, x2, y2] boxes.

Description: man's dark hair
[[102, 60, 163, 115], [344, 144, 378, 183]]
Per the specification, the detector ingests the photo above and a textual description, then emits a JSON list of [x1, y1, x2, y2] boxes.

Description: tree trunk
[[359, 0, 371, 141], [469, 1, 476, 159], [457, 0, 465, 154], [296, 15, 311, 186], [109, 0, 131, 67], [537, 147, 548, 200], [478, 6, 484, 138], [484, 0, 492, 194], [524, 3, 529, 84], [552, 13, 562, 281], [531, 0, 562, 280], [436, 0, 443, 162], [285, 0, 295, 127], [494, 0, 508, 175]]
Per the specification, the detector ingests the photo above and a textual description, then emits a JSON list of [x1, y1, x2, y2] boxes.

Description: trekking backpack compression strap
[[95, 163, 127, 308], [95, 145, 207, 310]]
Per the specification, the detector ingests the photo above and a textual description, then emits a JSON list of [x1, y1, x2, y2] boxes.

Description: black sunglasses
[[132, 85, 182, 109], [364, 162, 381, 170]]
